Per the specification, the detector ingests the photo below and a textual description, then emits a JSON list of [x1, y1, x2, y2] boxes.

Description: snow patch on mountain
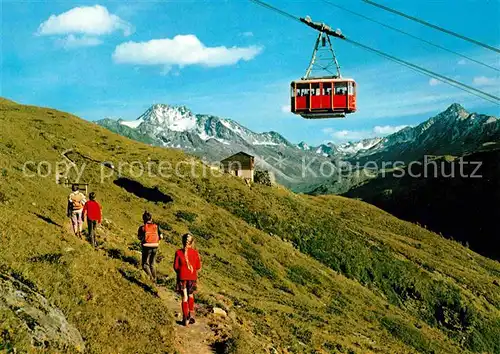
[[485, 117, 498, 124], [135, 104, 198, 132], [337, 138, 383, 155], [297, 141, 310, 151], [120, 118, 144, 128]]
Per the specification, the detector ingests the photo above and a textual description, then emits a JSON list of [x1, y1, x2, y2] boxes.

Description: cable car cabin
[[291, 78, 356, 119]]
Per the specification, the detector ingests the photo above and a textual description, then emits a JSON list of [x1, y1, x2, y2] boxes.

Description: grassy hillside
[[1, 98, 499, 353]]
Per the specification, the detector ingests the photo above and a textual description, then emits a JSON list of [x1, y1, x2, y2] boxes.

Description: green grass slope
[[0, 98, 499, 353]]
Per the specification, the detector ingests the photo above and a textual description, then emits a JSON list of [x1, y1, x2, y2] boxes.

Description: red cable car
[[291, 77, 356, 119], [290, 17, 357, 119]]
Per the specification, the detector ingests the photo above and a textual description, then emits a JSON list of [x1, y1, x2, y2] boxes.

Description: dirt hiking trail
[[157, 287, 217, 354]]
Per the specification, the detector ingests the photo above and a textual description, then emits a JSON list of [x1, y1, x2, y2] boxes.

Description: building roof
[[220, 151, 254, 162]]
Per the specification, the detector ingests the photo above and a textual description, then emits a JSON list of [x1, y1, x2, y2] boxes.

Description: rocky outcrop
[[0, 273, 85, 352]]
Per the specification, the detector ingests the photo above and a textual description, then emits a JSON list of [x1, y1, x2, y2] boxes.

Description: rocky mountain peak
[[441, 103, 469, 120], [297, 141, 310, 150], [139, 104, 197, 132]]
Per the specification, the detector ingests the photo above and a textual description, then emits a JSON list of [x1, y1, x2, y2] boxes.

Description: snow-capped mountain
[[349, 103, 500, 164], [315, 143, 337, 157], [306, 103, 500, 195], [296, 141, 310, 151], [97, 104, 330, 188], [336, 138, 384, 155], [306, 103, 499, 162], [120, 104, 291, 149]]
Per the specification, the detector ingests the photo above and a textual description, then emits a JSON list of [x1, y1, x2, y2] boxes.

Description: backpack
[[71, 193, 84, 210], [144, 223, 159, 244]]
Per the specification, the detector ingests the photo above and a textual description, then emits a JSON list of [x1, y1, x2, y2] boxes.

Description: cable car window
[[335, 82, 348, 95], [311, 83, 320, 96], [296, 84, 309, 97], [325, 86, 332, 96], [348, 82, 354, 95]]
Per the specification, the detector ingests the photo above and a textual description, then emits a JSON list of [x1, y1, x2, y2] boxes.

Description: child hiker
[[173, 233, 201, 327], [82, 192, 102, 248], [137, 212, 163, 281]]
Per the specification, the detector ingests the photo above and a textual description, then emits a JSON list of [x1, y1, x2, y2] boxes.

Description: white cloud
[[57, 34, 103, 49], [281, 105, 291, 113], [473, 76, 500, 87], [323, 125, 410, 142], [324, 129, 369, 141], [457, 59, 467, 65], [37, 5, 133, 37], [429, 78, 441, 86], [241, 31, 254, 37], [113, 35, 263, 69], [373, 125, 408, 135]]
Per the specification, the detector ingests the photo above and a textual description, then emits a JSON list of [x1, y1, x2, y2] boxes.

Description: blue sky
[[2, 0, 499, 145]]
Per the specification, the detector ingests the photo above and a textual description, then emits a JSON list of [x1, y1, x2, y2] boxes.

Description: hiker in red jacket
[[138, 212, 163, 281], [174, 233, 201, 327], [82, 192, 102, 248]]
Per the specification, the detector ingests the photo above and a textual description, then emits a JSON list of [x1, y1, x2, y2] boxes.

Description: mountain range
[[305, 103, 499, 162], [97, 104, 334, 189], [97, 103, 499, 192], [305, 103, 500, 194]]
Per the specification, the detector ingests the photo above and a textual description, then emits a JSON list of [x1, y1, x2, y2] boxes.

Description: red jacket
[[83, 200, 102, 223], [173, 248, 201, 281]]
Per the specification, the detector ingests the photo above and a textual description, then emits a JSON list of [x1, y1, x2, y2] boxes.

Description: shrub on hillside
[[381, 316, 435, 354], [0, 191, 9, 204], [254, 170, 272, 186], [175, 210, 197, 223], [156, 220, 172, 231], [287, 265, 319, 286], [189, 225, 213, 241]]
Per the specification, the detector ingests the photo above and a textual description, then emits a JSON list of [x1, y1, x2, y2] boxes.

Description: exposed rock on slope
[[0, 272, 85, 352]]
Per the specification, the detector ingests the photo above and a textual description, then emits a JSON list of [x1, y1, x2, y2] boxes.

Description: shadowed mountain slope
[[343, 147, 500, 260]]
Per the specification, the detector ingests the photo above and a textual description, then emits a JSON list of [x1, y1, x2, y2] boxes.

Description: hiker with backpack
[[174, 233, 201, 327], [67, 185, 86, 237], [137, 212, 163, 281], [82, 192, 102, 248]]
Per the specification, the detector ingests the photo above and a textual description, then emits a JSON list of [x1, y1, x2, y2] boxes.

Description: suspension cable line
[[346, 39, 500, 105], [322, 0, 499, 72], [362, 0, 500, 54]]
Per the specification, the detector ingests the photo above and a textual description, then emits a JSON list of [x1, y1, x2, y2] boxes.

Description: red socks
[[188, 296, 194, 313], [181, 297, 195, 324], [181, 301, 189, 319]]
